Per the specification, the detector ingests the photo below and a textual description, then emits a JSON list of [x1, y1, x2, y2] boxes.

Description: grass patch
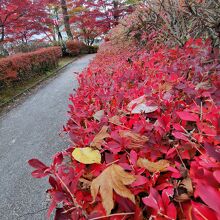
[[0, 56, 74, 105]]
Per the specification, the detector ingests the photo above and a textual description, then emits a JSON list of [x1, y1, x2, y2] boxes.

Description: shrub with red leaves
[[66, 40, 98, 56], [29, 35, 220, 219], [0, 46, 62, 87], [29, 2, 220, 218], [66, 40, 88, 56]]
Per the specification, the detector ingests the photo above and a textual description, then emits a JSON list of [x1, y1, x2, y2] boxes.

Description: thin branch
[[200, 101, 203, 121], [55, 173, 81, 208], [55, 173, 88, 218], [175, 146, 187, 170]]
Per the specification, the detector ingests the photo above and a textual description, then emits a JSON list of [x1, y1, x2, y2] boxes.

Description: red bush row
[[0, 46, 62, 87], [29, 36, 220, 220]]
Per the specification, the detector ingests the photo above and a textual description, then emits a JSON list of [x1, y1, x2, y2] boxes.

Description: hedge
[[29, 2, 220, 219], [29, 36, 220, 219], [0, 46, 62, 88]]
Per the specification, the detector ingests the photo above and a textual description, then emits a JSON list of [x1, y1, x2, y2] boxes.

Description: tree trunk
[[0, 25, 5, 42], [52, 26, 57, 41], [54, 7, 64, 42], [113, 0, 120, 26], [0, 25, 9, 56], [60, 0, 73, 40]]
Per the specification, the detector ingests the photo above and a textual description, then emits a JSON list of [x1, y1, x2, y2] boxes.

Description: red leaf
[[192, 201, 218, 220], [166, 166, 181, 178], [48, 192, 67, 218], [142, 187, 161, 211], [49, 176, 57, 188], [172, 131, 189, 141], [213, 170, 220, 183], [131, 175, 148, 187], [47, 200, 56, 219], [196, 182, 220, 215], [167, 203, 177, 220], [31, 169, 49, 178], [53, 152, 63, 165], [204, 143, 220, 162], [176, 111, 199, 121], [28, 158, 47, 169], [173, 123, 185, 131], [130, 150, 137, 165], [134, 205, 143, 220], [55, 208, 71, 220]]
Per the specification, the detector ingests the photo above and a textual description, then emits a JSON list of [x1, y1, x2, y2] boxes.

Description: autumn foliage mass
[[0, 47, 62, 87], [29, 1, 220, 220]]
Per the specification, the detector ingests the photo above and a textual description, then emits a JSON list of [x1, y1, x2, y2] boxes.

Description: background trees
[[0, 0, 55, 55], [2, 0, 218, 56], [0, 0, 55, 43], [0, 0, 137, 56]]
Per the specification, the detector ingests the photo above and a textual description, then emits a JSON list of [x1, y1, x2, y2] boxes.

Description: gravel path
[[0, 54, 95, 220]]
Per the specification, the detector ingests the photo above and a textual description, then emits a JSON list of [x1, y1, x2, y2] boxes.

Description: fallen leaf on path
[[137, 158, 170, 172], [127, 95, 146, 111], [72, 147, 101, 164], [109, 115, 122, 125], [91, 164, 136, 215], [131, 103, 158, 114], [90, 126, 110, 149], [79, 178, 91, 189], [119, 130, 148, 148]]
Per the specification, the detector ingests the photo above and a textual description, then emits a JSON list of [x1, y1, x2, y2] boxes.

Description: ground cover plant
[[29, 1, 220, 219]]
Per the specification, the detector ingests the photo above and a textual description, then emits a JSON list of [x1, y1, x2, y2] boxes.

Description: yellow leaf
[[91, 164, 136, 215], [90, 126, 110, 149], [137, 158, 170, 172], [72, 147, 101, 164], [119, 130, 148, 148]]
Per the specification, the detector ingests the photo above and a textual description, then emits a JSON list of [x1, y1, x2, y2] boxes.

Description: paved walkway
[[0, 54, 95, 220]]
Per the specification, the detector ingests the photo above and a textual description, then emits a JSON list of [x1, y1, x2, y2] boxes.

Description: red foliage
[[66, 40, 87, 56], [68, 0, 134, 43], [0, 0, 54, 43], [29, 36, 220, 219], [0, 46, 62, 86]]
